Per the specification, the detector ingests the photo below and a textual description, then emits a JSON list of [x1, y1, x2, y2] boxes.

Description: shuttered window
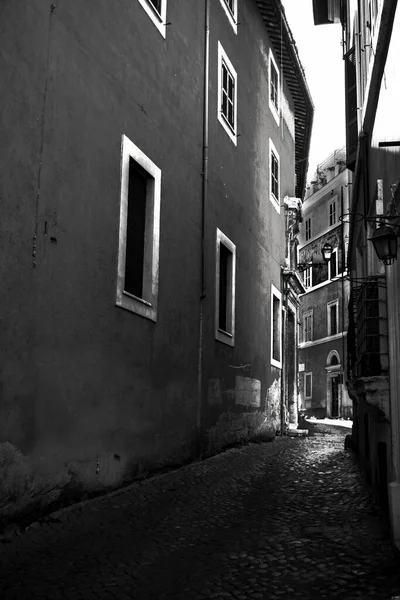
[[345, 47, 358, 170]]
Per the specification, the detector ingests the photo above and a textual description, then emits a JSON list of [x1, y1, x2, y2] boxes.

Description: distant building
[[298, 149, 352, 419], [312, 0, 400, 547], [0, 0, 313, 520]]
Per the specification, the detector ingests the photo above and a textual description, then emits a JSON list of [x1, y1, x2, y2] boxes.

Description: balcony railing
[[347, 276, 388, 379]]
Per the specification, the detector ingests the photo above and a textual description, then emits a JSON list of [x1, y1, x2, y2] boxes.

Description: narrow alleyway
[[1, 424, 399, 600]]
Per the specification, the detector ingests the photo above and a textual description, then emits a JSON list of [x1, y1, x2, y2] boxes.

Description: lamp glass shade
[[368, 225, 398, 265], [321, 243, 333, 263]]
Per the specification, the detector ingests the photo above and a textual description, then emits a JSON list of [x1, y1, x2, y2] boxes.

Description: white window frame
[[304, 372, 312, 399], [305, 217, 312, 241], [217, 43, 237, 146], [328, 248, 339, 279], [137, 0, 167, 37], [219, 0, 238, 34], [116, 134, 161, 322], [269, 49, 280, 126], [304, 266, 312, 288], [329, 196, 337, 226], [303, 310, 313, 342], [215, 228, 236, 347], [270, 284, 282, 369], [269, 138, 280, 213], [327, 299, 339, 337]]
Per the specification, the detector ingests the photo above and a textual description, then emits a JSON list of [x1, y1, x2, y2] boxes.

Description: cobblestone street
[[1, 423, 399, 599]]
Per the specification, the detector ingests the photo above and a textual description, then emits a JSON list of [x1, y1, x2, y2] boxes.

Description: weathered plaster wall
[[0, 0, 205, 521], [200, 0, 295, 451], [0, 0, 301, 524]]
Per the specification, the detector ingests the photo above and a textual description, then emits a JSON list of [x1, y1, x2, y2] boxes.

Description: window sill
[[137, 0, 167, 37], [116, 291, 157, 322], [271, 357, 282, 369], [218, 113, 237, 146], [269, 194, 281, 214], [215, 328, 235, 347]]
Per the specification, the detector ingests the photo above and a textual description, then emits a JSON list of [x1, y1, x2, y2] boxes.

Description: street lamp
[[368, 224, 398, 266], [297, 242, 333, 272], [321, 242, 333, 263]]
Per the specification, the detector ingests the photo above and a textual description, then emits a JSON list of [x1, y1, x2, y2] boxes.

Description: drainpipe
[[197, 0, 210, 459]]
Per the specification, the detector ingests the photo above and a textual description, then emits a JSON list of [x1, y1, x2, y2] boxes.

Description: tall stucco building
[[0, 0, 313, 523], [312, 0, 400, 547], [298, 149, 352, 419]]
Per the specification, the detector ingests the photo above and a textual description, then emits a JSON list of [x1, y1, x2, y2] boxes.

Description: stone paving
[[0, 423, 400, 599]]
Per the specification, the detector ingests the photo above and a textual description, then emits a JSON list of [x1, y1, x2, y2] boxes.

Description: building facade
[[298, 149, 352, 419], [313, 0, 400, 546], [0, 0, 313, 523]]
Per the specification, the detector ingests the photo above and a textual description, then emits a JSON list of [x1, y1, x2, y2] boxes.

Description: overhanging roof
[[255, 0, 314, 200]]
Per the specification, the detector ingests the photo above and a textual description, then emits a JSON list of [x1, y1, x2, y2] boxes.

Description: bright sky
[[281, 0, 345, 181]]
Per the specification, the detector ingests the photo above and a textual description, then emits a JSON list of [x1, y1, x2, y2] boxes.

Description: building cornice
[[299, 331, 347, 349]]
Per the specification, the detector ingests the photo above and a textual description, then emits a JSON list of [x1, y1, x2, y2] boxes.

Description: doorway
[[331, 376, 339, 417]]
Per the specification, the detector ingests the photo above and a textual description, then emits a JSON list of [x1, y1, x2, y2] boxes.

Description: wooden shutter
[[345, 46, 358, 171]]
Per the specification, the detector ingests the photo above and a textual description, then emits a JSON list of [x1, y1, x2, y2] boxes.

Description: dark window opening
[[224, 0, 235, 15], [124, 159, 148, 298], [305, 374, 312, 397], [148, 0, 162, 15], [219, 244, 231, 332], [270, 62, 279, 111], [305, 218, 311, 241], [330, 304, 338, 335], [271, 151, 279, 199], [329, 201, 336, 226], [272, 295, 281, 362], [221, 62, 235, 130]]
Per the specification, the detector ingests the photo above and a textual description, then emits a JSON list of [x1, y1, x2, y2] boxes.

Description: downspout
[[197, 0, 210, 459], [340, 185, 346, 407]]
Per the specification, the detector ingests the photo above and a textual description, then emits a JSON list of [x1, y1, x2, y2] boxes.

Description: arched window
[[326, 350, 340, 366]]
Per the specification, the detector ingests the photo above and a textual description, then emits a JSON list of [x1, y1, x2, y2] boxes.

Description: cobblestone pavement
[[1, 425, 400, 599]]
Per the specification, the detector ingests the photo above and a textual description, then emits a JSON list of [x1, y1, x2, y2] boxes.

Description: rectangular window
[[218, 43, 237, 145], [329, 249, 338, 279], [329, 199, 337, 226], [305, 218, 311, 241], [328, 300, 339, 336], [116, 135, 161, 322], [304, 266, 312, 288], [269, 139, 280, 213], [303, 311, 313, 342], [219, 0, 238, 33], [222, 62, 235, 129], [304, 372, 312, 399], [269, 49, 280, 125], [149, 0, 161, 12], [271, 285, 282, 368], [215, 229, 236, 346], [137, 0, 167, 37], [271, 151, 279, 199]]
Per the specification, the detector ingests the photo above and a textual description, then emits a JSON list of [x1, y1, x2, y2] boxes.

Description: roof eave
[[255, 0, 314, 200]]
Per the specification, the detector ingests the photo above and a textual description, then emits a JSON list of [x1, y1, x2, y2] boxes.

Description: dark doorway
[[331, 376, 339, 417], [287, 310, 296, 423]]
